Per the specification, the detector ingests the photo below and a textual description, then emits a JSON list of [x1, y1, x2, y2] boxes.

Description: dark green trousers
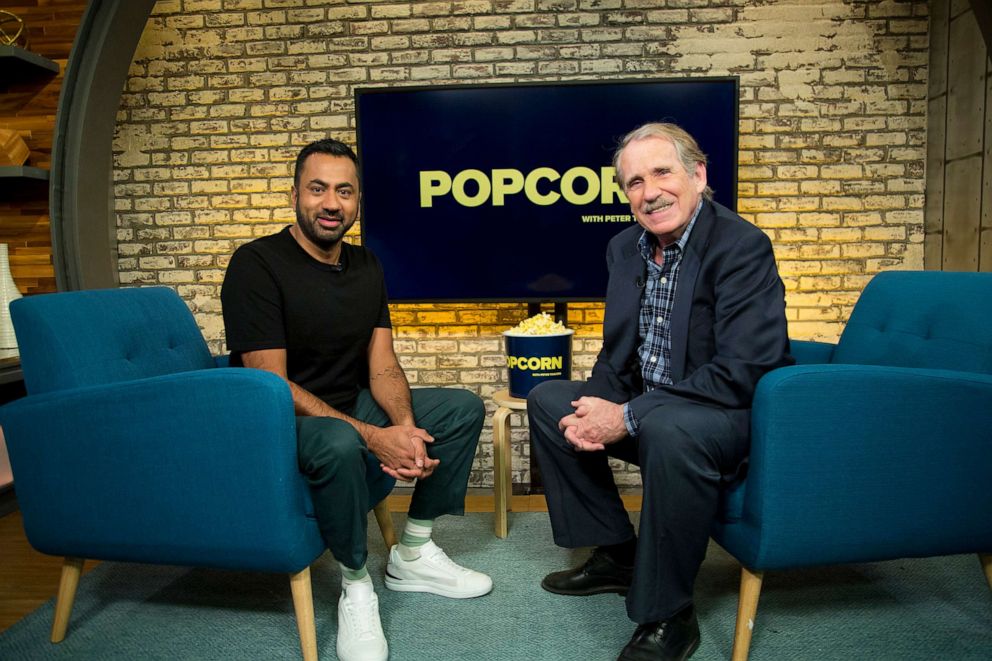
[[296, 387, 484, 569]]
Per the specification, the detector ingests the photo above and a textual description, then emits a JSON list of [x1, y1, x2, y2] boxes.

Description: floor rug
[[1, 512, 990, 659]]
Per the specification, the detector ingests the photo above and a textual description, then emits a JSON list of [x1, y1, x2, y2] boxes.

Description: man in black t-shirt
[[221, 139, 491, 661]]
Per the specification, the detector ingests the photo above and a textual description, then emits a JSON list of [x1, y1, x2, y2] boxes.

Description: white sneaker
[[384, 540, 493, 599], [336, 581, 388, 661]]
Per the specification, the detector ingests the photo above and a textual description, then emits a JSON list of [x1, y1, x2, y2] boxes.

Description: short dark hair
[[293, 138, 360, 188]]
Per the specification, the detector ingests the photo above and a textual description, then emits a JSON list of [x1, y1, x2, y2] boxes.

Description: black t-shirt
[[221, 226, 391, 412]]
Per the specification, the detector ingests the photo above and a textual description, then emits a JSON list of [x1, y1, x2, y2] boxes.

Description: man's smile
[[644, 199, 674, 214]]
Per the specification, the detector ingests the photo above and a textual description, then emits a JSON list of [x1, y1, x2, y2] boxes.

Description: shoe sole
[[682, 637, 700, 660], [540, 578, 629, 596], [336, 643, 388, 661], [618, 634, 699, 661], [384, 575, 493, 599]]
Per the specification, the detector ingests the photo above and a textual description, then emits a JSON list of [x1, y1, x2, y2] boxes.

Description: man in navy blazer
[[529, 123, 792, 660]]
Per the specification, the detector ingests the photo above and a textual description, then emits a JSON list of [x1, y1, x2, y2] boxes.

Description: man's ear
[[693, 163, 707, 194]]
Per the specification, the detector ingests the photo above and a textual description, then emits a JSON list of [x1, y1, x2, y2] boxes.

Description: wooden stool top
[[492, 388, 527, 411]]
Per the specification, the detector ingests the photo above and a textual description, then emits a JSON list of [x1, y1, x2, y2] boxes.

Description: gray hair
[[613, 122, 714, 200]]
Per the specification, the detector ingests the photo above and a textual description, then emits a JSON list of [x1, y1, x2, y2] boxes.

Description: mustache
[[643, 199, 673, 213]]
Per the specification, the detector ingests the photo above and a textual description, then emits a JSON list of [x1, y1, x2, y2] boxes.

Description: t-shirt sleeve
[[373, 253, 392, 329], [221, 245, 286, 353]]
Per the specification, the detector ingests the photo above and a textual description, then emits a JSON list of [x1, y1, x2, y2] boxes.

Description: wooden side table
[[492, 388, 526, 537]]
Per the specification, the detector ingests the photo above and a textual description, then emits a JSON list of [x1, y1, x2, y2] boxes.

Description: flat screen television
[[355, 77, 738, 302]]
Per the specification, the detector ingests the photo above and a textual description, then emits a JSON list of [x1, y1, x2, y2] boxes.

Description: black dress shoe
[[541, 547, 633, 596], [617, 605, 700, 661]]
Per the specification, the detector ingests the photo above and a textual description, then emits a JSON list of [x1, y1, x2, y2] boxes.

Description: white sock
[[397, 517, 434, 560], [341, 565, 374, 599]]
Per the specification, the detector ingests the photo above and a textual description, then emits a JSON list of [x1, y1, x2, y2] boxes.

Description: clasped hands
[[368, 424, 439, 482], [558, 396, 627, 452]]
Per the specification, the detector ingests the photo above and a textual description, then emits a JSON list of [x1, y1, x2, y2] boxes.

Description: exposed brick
[[474, 16, 512, 30], [112, 0, 928, 489]]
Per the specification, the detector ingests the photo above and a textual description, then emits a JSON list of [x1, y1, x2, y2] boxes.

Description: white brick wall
[[113, 0, 929, 487]]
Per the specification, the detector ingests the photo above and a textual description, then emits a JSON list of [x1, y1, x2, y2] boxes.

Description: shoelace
[[423, 544, 469, 574], [343, 595, 382, 640], [633, 620, 669, 643]]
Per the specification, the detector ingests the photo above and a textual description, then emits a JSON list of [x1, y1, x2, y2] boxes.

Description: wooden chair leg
[[51, 557, 85, 643], [980, 554, 992, 591], [373, 499, 397, 550], [731, 566, 764, 661], [289, 567, 318, 661], [492, 406, 513, 538]]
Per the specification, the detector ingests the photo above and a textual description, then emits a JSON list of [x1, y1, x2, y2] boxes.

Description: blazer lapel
[[669, 201, 715, 382], [604, 231, 646, 384], [615, 238, 645, 324]]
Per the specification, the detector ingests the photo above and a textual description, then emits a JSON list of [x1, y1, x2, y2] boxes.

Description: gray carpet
[[1, 512, 990, 660]]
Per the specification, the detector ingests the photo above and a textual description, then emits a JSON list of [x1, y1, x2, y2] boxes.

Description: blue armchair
[[0, 287, 397, 660], [712, 270, 992, 659]]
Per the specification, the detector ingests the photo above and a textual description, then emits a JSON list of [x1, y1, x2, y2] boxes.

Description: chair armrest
[[790, 339, 835, 365], [0, 368, 322, 572], [735, 364, 992, 568]]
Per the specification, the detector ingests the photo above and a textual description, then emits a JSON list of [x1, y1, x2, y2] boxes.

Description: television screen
[[355, 77, 738, 302]]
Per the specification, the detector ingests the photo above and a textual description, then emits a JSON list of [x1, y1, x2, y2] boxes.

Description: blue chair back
[[832, 271, 992, 374], [10, 287, 214, 395]]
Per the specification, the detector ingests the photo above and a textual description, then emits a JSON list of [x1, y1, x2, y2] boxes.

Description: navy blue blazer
[[579, 199, 793, 420]]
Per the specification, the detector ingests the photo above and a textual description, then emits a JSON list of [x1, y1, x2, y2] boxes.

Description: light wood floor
[[0, 493, 643, 633]]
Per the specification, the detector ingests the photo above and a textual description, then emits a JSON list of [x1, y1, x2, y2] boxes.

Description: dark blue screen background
[[356, 78, 738, 302]]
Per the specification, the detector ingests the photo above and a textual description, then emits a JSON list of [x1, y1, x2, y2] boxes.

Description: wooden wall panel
[[947, 9, 985, 161], [930, 0, 949, 99], [943, 156, 982, 271], [941, 7, 984, 271], [925, 95, 947, 270], [926, 0, 950, 271], [926, 2, 992, 273], [0, 1, 87, 294], [982, 62, 992, 272]]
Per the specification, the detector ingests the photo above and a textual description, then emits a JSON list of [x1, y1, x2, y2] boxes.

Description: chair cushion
[[832, 271, 992, 374], [10, 287, 214, 394]]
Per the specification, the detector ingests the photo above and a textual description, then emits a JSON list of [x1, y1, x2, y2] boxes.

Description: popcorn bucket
[[503, 329, 574, 399]]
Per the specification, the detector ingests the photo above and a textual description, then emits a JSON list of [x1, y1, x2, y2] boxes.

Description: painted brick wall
[[113, 0, 929, 488]]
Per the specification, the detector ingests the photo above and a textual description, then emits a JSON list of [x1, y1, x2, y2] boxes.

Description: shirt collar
[[636, 197, 704, 263]]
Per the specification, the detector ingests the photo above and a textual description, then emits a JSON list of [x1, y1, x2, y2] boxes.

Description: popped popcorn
[[507, 312, 569, 335]]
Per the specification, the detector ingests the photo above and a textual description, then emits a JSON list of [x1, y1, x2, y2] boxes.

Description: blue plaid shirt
[[622, 200, 702, 437]]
